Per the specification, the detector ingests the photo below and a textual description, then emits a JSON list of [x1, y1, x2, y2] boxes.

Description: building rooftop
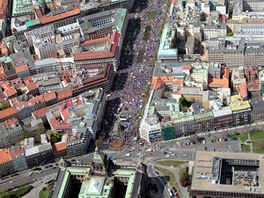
[[0, 148, 12, 164], [249, 97, 264, 111], [230, 95, 251, 112], [191, 151, 264, 195]]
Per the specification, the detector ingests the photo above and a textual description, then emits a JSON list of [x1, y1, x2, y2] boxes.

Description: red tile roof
[[239, 82, 248, 99], [11, 148, 24, 157], [74, 32, 120, 61], [80, 36, 109, 46], [52, 141, 67, 152], [28, 95, 44, 104], [27, 82, 38, 91], [0, 148, 12, 164], [23, 76, 33, 85], [57, 89, 72, 100], [39, 8, 80, 24], [4, 87, 17, 97], [32, 107, 50, 119], [34, 8, 43, 18], [2, 118, 18, 127], [43, 91, 57, 101], [222, 67, 230, 79], [10, 97, 19, 106], [208, 78, 229, 89], [152, 76, 183, 90], [15, 64, 28, 73]]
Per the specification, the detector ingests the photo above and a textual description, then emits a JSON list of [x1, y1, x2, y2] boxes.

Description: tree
[[179, 167, 189, 178], [190, 134, 198, 143], [2, 102, 10, 109], [20, 134, 30, 141], [180, 176, 189, 187], [95, 139, 104, 150], [179, 96, 189, 107], [49, 131, 61, 144], [226, 32, 234, 37]]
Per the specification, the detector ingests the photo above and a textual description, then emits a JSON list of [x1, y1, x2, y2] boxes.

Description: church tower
[[90, 147, 109, 176]]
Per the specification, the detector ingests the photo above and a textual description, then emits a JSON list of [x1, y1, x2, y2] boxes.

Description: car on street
[[166, 155, 170, 157], [125, 153, 131, 157], [9, 180, 14, 184], [183, 154, 188, 157]]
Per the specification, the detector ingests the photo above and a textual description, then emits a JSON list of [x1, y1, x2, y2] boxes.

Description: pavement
[[154, 164, 190, 198], [22, 173, 58, 198]]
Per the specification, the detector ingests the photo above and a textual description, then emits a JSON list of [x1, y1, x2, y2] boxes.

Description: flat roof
[[192, 151, 264, 194]]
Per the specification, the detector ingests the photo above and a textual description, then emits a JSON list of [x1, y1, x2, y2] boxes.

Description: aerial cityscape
[[0, 0, 264, 197]]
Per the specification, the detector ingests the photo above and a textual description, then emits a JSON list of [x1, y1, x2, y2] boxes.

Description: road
[[0, 137, 242, 191], [0, 153, 94, 191], [147, 164, 171, 198]]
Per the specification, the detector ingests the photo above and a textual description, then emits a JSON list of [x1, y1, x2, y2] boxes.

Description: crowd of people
[[105, 0, 165, 148]]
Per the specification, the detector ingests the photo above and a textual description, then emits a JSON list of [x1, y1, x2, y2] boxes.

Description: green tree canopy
[[179, 96, 189, 107]]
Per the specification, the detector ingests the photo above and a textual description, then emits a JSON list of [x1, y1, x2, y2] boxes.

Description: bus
[[145, 149, 153, 153]]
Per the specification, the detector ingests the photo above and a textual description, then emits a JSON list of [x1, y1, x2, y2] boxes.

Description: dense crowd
[[106, 0, 165, 148]]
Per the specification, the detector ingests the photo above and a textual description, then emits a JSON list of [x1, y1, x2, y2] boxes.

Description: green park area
[[250, 130, 264, 153], [156, 160, 188, 168], [39, 182, 55, 198], [230, 132, 248, 142], [241, 144, 251, 152], [148, 11, 156, 20], [0, 185, 33, 198]]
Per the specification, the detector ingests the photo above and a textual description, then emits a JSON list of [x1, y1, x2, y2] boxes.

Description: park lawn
[[230, 133, 248, 142], [148, 11, 156, 20], [252, 140, 264, 153], [39, 182, 54, 198], [154, 166, 182, 197], [0, 185, 33, 197], [241, 144, 251, 152], [250, 130, 264, 141], [248, 130, 264, 153], [156, 160, 188, 168]]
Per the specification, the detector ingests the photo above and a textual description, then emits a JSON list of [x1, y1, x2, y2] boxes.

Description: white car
[[183, 154, 188, 157], [166, 155, 170, 158], [125, 153, 131, 157], [137, 153, 142, 156]]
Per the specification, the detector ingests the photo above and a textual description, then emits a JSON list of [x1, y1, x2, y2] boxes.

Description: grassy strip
[[241, 144, 251, 152], [0, 185, 33, 198], [156, 160, 188, 168]]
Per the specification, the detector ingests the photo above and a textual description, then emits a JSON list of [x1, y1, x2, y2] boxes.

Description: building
[[10, 146, 28, 172], [51, 147, 148, 198], [203, 23, 226, 40], [210, 99, 233, 130], [0, 118, 24, 148], [249, 97, 264, 122], [25, 143, 54, 168], [230, 95, 251, 126], [191, 151, 264, 198], [52, 141, 67, 159], [74, 8, 128, 71], [0, 148, 15, 176]]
